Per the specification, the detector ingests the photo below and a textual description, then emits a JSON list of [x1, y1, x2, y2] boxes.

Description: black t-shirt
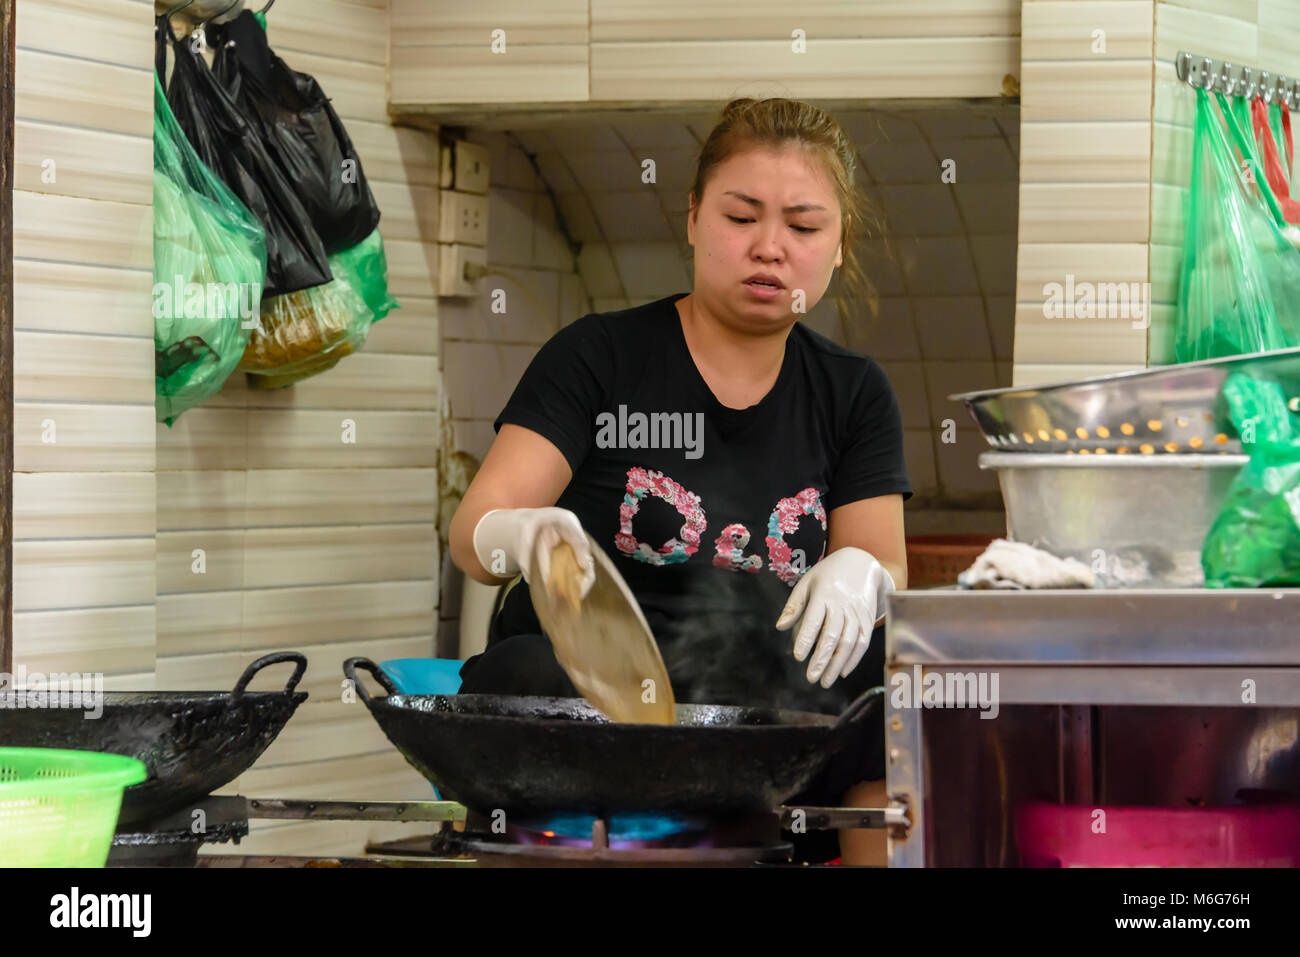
[[490, 292, 912, 714]]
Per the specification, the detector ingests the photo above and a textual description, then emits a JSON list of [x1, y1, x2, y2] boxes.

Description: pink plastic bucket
[[1015, 801, 1300, 867]]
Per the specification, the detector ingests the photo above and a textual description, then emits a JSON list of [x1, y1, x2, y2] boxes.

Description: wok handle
[[834, 685, 885, 730], [342, 657, 398, 704], [233, 651, 308, 697]]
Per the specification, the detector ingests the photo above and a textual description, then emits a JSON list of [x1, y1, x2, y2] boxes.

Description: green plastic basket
[[0, 748, 147, 867]]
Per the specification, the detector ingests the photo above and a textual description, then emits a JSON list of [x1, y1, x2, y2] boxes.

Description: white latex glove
[[472, 507, 597, 600], [775, 547, 896, 688]]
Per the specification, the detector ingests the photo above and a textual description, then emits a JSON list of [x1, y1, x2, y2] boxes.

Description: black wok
[[0, 651, 307, 827], [343, 656, 883, 817]]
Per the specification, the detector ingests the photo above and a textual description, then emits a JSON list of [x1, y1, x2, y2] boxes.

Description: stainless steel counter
[[882, 587, 1300, 866], [888, 588, 1300, 703], [891, 587, 1300, 665]]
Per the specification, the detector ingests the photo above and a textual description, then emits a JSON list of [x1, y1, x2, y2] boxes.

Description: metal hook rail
[[1176, 50, 1300, 110], [155, 0, 254, 25]]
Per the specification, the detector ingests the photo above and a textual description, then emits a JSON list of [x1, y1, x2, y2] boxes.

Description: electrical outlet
[[438, 190, 489, 246], [437, 243, 487, 297], [452, 141, 490, 194]]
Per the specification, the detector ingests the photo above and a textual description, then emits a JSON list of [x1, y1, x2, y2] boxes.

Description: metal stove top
[[110, 797, 900, 868]]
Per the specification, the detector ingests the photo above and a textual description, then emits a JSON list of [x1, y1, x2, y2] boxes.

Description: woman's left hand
[[775, 547, 896, 688]]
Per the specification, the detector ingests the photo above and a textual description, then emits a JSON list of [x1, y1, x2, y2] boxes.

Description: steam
[[653, 568, 856, 716]]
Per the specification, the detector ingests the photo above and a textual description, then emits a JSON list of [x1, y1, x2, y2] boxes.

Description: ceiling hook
[[1218, 61, 1235, 95], [201, 0, 242, 28]]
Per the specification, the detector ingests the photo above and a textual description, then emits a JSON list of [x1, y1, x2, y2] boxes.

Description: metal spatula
[[530, 534, 676, 724]]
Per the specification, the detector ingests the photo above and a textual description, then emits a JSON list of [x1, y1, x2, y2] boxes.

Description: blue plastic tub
[[377, 658, 463, 799], [378, 658, 464, 695]]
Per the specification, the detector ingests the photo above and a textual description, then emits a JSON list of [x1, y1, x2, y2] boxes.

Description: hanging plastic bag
[[211, 11, 396, 332], [1186, 90, 1300, 586], [159, 13, 332, 297], [1231, 92, 1300, 245], [1176, 88, 1300, 362], [212, 10, 381, 254], [1249, 96, 1293, 192], [153, 71, 267, 426], [328, 227, 400, 323], [1267, 99, 1293, 190], [238, 275, 372, 388], [1202, 440, 1300, 586], [240, 226, 395, 388], [1250, 96, 1300, 225], [245, 349, 348, 390], [1201, 372, 1300, 587]]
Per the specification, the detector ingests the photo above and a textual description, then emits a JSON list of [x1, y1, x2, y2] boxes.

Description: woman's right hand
[[472, 507, 596, 600]]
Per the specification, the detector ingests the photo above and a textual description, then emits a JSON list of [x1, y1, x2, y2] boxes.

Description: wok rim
[[368, 691, 840, 731], [0, 689, 309, 705]]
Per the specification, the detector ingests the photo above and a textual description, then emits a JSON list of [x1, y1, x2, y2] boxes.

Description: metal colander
[[950, 347, 1300, 455]]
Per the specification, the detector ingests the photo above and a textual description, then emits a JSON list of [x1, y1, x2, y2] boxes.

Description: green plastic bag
[[1202, 441, 1300, 586], [153, 72, 267, 426], [241, 228, 398, 392], [1267, 101, 1291, 191], [1202, 372, 1300, 587], [240, 277, 373, 389], [1176, 88, 1300, 362], [328, 227, 401, 324]]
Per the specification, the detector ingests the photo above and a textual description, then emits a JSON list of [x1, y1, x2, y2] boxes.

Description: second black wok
[[0, 651, 308, 827]]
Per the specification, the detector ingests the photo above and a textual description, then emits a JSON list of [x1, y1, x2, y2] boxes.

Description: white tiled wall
[[8, 0, 446, 858], [439, 128, 590, 465], [1015, 0, 1155, 385], [11, 0, 157, 687], [388, 1, 1021, 106]]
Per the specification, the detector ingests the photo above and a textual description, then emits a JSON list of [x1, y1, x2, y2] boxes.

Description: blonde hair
[[685, 97, 882, 336]]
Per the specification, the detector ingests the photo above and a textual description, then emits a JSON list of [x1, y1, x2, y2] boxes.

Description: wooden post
[[0, 0, 13, 674]]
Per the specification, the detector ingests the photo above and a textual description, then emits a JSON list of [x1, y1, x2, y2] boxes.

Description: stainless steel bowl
[[952, 347, 1300, 454], [981, 451, 1249, 587]]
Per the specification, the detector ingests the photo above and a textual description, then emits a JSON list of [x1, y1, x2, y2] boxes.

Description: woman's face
[[686, 144, 844, 335]]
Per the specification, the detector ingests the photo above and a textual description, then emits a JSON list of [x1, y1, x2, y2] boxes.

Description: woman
[[448, 97, 911, 865]]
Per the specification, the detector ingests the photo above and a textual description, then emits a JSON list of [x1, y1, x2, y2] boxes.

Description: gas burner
[[108, 795, 249, 867], [96, 798, 887, 867], [507, 811, 719, 848], [428, 809, 794, 867]]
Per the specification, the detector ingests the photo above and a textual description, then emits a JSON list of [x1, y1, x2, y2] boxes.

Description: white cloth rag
[[957, 538, 1097, 590]]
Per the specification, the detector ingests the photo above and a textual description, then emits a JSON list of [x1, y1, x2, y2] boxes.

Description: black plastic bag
[[212, 10, 381, 254], [158, 14, 332, 298]]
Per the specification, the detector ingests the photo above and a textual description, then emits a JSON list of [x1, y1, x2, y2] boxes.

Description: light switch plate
[[437, 243, 487, 297], [438, 190, 489, 246], [452, 141, 490, 194]]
